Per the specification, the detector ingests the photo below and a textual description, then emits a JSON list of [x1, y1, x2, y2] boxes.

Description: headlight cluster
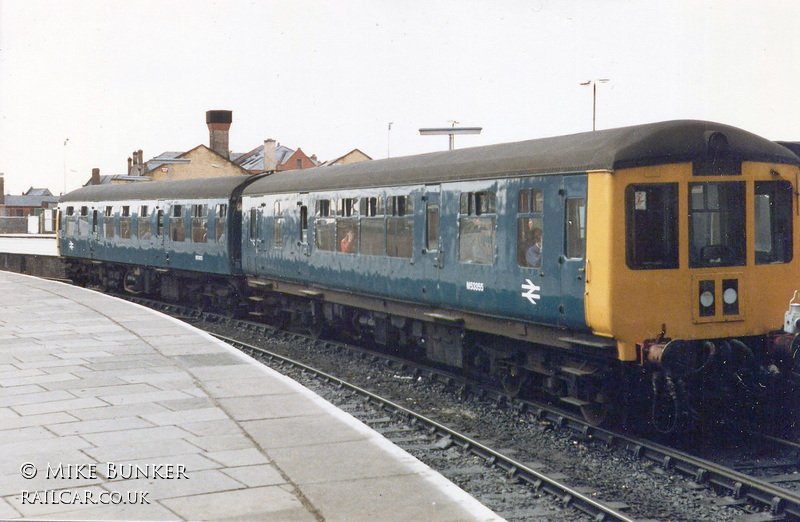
[[699, 278, 739, 318]]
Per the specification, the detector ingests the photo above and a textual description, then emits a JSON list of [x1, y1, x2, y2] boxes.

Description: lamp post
[[63, 138, 69, 194], [387, 122, 393, 158], [580, 79, 610, 131], [419, 122, 482, 151]]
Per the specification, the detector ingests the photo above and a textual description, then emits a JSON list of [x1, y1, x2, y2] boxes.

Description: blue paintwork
[[59, 197, 237, 276], [241, 174, 590, 332]]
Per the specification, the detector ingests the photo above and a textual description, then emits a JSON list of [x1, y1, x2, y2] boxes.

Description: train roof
[[59, 175, 258, 203], [244, 120, 800, 195]]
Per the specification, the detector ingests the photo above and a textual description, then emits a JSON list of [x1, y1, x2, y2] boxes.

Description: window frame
[[458, 190, 496, 265], [625, 183, 679, 270]]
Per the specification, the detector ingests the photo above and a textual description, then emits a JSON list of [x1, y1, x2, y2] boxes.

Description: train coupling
[[783, 290, 800, 334], [643, 338, 714, 376]]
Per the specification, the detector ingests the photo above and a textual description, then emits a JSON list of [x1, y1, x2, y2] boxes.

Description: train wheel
[[501, 371, 527, 398], [268, 310, 290, 330], [307, 321, 330, 339], [580, 402, 612, 426], [220, 283, 244, 318]]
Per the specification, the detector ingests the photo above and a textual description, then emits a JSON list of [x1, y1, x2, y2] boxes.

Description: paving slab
[[0, 271, 504, 521]]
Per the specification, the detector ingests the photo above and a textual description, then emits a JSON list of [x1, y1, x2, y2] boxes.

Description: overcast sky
[[2, 0, 800, 195]]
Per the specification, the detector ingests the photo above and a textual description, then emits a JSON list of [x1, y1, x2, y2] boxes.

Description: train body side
[[240, 173, 590, 334], [57, 176, 258, 277]]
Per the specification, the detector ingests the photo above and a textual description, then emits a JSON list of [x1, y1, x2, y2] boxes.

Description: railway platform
[[0, 270, 503, 521]]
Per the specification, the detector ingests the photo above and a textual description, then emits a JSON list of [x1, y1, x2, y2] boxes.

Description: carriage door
[[419, 185, 444, 301], [559, 175, 588, 329], [421, 186, 442, 268]]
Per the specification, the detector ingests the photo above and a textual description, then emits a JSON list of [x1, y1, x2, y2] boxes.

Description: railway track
[[217, 332, 637, 522], [123, 294, 800, 520]]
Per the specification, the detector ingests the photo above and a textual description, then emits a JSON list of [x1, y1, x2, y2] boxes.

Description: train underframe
[[66, 258, 800, 433]]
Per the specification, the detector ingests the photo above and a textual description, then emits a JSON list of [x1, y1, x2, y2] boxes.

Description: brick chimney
[[263, 139, 277, 172], [0, 173, 4, 205], [91, 168, 100, 186], [206, 110, 232, 160]]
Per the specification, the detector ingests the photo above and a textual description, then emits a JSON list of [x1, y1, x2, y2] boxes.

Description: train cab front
[[584, 125, 800, 433]]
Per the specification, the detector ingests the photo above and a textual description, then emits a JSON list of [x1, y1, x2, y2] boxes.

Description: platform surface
[[0, 271, 503, 521]]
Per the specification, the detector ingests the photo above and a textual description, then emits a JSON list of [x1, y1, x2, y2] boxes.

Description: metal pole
[[581, 79, 609, 131], [63, 138, 69, 194]]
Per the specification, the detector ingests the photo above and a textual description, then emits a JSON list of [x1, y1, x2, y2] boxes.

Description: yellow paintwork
[[585, 162, 800, 361]]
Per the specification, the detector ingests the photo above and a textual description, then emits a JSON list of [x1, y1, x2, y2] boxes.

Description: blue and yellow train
[[58, 120, 800, 431]]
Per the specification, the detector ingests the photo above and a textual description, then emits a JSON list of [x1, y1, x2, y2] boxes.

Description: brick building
[[0, 175, 59, 217]]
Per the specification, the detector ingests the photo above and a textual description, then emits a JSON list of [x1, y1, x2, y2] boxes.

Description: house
[[84, 111, 253, 186], [83, 167, 151, 186], [234, 139, 320, 173], [84, 110, 350, 187], [318, 149, 372, 167], [0, 176, 59, 217], [145, 145, 250, 182]]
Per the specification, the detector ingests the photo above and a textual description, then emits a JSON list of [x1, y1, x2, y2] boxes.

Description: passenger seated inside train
[[518, 217, 542, 268]]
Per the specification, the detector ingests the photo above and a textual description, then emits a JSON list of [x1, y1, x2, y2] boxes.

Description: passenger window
[[518, 188, 544, 268], [104, 206, 115, 238], [273, 201, 283, 248], [215, 204, 227, 243], [191, 204, 207, 243], [337, 198, 358, 254], [119, 206, 132, 239], [688, 182, 745, 267], [79, 207, 90, 236], [755, 180, 793, 264], [518, 188, 544, 214], [362, 197, 382, 217], [460, 191, 496, 215], [337, 220, 358, 254], [138, 206, 151, 240], [316, 199, 331, 217], [565, 198, 586, 259], [426, 203, 439, 252], [299, 205, 308, 244], [360, 197, 384, 256], [315, 199, 336, 251], [171, 205, 185, 242], [625, 184, 678, 269], [459, 191, 496, 265], [387, 195, 413, 258], [249, 207, 259, 241], [65, 206, 75, 235], [340, 198, 358, 217], [156, 209, 164, 237]]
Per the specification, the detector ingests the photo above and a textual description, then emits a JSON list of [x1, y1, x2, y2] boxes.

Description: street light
[[580, 79, 610, 131], [63, 138, 69, 194], [387, 122, 393, 158], [419, 122, 482, 151]]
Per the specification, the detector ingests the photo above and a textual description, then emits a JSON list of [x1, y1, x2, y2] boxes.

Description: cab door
[[559, 175, 588, 329]]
